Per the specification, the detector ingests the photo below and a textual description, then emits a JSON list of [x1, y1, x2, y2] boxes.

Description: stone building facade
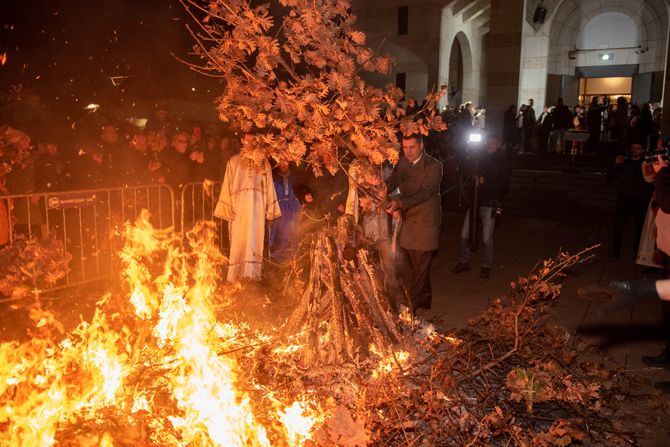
[[351, 0, 670, 135]]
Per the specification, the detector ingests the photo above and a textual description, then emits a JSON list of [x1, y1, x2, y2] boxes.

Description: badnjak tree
[[180, 0, 445, 195], [180, 0, 446, 359]]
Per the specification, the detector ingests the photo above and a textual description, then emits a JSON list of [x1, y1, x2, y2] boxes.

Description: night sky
[[1, 0, 219, 115]]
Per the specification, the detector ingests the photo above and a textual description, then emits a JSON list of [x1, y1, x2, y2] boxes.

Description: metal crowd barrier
[[179, 180, 228, 252], [0, 184, 175, 294]]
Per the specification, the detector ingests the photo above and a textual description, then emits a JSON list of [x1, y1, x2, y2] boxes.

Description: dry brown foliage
[[180, 0, 445, 187]]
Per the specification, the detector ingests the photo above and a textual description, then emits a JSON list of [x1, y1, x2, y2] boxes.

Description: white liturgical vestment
[[214, 154, 281, 282]]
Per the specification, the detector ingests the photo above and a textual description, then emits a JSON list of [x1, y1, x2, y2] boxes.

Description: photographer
[[607, 143, 653, 258], [451, 135, 510, 278], [579, 153, 670, 392]]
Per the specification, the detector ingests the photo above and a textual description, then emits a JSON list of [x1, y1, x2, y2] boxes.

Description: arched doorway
[[438, 2, 484, 110], [546, 0, 668, 105], [444, 31, 474, 108], [448, 38, 463, 107]]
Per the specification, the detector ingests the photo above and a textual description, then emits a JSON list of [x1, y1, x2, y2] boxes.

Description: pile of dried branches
[[2, 218, 668, 446], [0, 236, 71, 300], [283, 217, 401, 365], [246, 246, 670, 446]]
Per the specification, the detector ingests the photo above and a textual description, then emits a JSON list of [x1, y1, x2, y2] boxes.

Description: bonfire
[[0, 211, 665, 446]]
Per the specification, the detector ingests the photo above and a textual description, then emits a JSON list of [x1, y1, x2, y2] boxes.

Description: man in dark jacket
[[163, 131, 196, 192], [451, 135, 510, 278], [552, 98, 572, 154], [522, 99, 537, 153], [587, 96, 602, 154], [536, 105, 553, 154], [292, 163, 348, 231], [608, 143, 653, 258], [386, 134, 443, 313]]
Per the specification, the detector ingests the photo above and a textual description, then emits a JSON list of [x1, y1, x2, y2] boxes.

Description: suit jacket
[[387, 152, 443, 251]]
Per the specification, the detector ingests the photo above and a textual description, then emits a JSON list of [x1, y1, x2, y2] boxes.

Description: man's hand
[[189, 151, 205, 163], [653, 154, 668, 173], [385, 199, 402, 214], [614, 155, 625, 165], [577, 280, 659, 316], [478, 176, 485, 185]]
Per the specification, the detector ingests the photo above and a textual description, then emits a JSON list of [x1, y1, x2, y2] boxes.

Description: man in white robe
[[214, 147, 281, 282]]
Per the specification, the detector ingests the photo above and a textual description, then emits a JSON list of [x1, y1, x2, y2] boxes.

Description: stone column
[[660, 21, 670, 139], [485, 0, 525, 137]]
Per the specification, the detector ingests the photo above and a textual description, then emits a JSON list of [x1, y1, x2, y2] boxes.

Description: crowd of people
[[426, 95, 662, 158], [0, 102, 241, 197], [1, 91, 668, 317], [501, 96, 663, 156]]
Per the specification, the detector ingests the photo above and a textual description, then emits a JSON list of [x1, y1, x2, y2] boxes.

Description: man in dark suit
[[386, 133, 443, 313]]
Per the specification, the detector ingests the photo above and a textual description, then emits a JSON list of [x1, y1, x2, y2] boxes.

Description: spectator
[[640, 103, 654, 150], [146, 131, 168, 184], [186, 126, 211, 182], [214, 135, 281, 282], [536, 105, 553, 154], [502, 104, 518, 153], [269, 160, 301, 263], [117, 130, 151, 186], [73, 142, 112, 189], [636, 160, 662, 270], [610, 96, 629, 154], [451, 135, 510, 278], [522, 98, 537, 153], [652, 106, 662, 149], [162, 131, 195, 191], [642, 155, 670, 370], [571, 106, 586, 155], [608, 143, 653, 258], [35, 139, 68, 192], [587, 96, 602, 154], [551, 97, 572, 154], [474, 107, 486, 129], [516, 104, 526, 153], [144, 101, 175, 137], [626, 104, 641, 150]]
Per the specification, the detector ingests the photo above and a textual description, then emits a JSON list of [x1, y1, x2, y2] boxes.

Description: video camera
[[465, 131, 485, 159], [644, 148, 670, 164]]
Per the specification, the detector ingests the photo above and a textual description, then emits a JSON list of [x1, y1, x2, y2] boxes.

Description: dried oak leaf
[[326, 405, 370, 447]]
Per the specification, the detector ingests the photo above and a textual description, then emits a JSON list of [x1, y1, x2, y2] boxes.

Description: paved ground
[[428, 211, 670, 380], [425, 211, 670, 444]]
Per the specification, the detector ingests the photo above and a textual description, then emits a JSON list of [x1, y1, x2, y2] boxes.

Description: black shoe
[[451, 263, 470, 273], [654, 381, 670, 393], [642, 351, 670, 368], [480, 267, 490, 279]]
